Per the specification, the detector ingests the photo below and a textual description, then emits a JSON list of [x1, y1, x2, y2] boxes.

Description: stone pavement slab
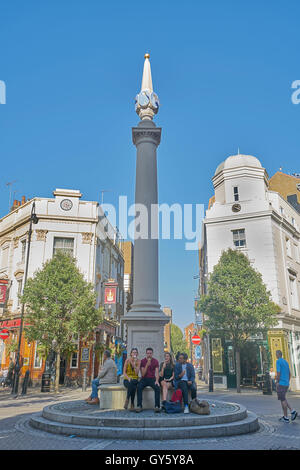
[[0, 384, 299, 450]]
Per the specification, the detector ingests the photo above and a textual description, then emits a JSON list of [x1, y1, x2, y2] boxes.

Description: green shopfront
[[211, 336, 271, 388]]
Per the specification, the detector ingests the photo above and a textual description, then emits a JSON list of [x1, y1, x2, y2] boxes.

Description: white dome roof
[[214, 154, 262, 176]]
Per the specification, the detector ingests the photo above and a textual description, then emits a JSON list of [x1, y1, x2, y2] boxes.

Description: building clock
[[60, 199, 73, 211], [232, 203, 241, 213]]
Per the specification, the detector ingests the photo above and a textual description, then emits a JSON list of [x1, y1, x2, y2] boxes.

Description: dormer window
[[233, 186, 239, 202]]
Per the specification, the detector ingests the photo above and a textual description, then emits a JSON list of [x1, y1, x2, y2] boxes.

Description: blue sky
[[1, 0, 300, 330]]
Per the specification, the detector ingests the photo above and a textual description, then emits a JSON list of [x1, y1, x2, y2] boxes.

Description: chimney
[[21, 196, 26, 205], [11, 200, 18, 211]]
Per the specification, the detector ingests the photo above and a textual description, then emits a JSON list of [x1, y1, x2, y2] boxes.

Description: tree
[[22, 251, 103, 392], [170, 324, 189, 357], [198, 249, 279, 393]]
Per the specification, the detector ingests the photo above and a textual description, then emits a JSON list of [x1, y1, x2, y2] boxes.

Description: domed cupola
[[212, 153, 269, 206]]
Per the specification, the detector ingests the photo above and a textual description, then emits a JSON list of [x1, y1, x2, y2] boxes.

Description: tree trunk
[[55, 350, 60, 394], [236, 347, 241, 393]]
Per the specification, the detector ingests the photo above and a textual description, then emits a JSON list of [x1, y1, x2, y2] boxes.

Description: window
[[21, 240, 26, 263], [232, 229, 246, 248], [1, 246, 9, 269], [70, 352, 78, 368], [53, 237, 74, 256], [294, 244, 300, 263], [70, 333, 79, 368], [34, 342, 42, 369], [280, 207, 284, 216], [292, 217, 295, 227], [286, 238, 292, 258], [17, 279, 23, 307], [233, 186, 239, 202], [290, 277, 300, 310]]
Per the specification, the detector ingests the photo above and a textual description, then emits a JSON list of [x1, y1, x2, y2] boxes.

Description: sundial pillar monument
[[124, 54, 169, 363]]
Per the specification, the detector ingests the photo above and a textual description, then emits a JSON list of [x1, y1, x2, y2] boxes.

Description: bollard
[[209, 368, 214, 392], [82, 367, 87, 392], [21, 370, 30, 396], [11, 365, 20, 396]]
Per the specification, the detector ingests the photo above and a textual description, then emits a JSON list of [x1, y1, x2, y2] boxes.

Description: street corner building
[[0, 189, 126, 387], [198, 154, 300, 391]]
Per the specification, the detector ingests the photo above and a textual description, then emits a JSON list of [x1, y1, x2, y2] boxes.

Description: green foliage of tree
[[21, 251, 103, 392], [170, 324, 189, 357], [198, 249, 279, 392]]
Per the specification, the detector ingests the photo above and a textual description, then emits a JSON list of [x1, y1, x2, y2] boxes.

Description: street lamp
[[12, 201, 39, 396]]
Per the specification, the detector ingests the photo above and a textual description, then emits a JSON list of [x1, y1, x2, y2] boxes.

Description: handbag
[[189, 398, 210, 415], [163, 400, 182, 414]]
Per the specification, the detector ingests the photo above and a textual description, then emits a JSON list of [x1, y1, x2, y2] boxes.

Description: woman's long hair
[[164, 351, 174, 368]]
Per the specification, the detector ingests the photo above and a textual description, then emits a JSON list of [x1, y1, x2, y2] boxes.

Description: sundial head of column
[[135, 53, 160, 121]]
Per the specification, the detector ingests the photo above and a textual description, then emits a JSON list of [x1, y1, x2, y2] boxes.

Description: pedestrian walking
[[275, 350, 297, 423]]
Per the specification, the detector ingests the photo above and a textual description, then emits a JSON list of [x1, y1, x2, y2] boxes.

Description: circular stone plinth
[[29, 399, 259, 439]]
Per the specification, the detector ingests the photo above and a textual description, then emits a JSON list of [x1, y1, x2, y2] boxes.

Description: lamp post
[[12, 201, 38, 396]]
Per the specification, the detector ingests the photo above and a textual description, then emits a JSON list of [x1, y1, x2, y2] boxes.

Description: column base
[[124, 311, 170, 363]]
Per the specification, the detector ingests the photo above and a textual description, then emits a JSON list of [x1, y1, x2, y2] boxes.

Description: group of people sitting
[[85, 347, 197, 414]]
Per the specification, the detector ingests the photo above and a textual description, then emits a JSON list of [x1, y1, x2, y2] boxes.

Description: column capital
[[132, 126, 161, 147]]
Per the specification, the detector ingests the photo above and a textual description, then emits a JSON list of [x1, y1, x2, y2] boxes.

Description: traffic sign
[[0, 329, 10, 340], [191, 335, 201, 345]]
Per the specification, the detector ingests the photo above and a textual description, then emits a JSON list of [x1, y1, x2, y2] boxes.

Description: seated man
[[136, 347, 160, 413], [174, 353, 197, 414], [85, 350, 117, 405]]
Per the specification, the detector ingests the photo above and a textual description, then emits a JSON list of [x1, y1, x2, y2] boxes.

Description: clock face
[[232, 203, 241, 213], [297, 183, 300, 191], [137, 91, 150, 107], [150, 92, 159, 109], [60, 199, 73, 211]]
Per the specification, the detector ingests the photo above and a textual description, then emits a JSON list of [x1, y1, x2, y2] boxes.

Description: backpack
[[189, 398, 210, 415], [163, 400, 182, 414], [170, 389, 182, 403]]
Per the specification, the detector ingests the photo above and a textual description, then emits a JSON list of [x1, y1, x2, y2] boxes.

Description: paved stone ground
[[0, 382, 299, 450]]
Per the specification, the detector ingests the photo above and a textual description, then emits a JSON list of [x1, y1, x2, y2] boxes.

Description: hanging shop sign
[[104, 280, 118, 305], [0, 280, 9, 307], [104, 287, 116, 304]]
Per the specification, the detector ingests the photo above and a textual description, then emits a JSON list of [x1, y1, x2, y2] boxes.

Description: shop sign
[[0, 280, 8, 307], [104, 287, 117, 304], [81, 348, 90, 363]]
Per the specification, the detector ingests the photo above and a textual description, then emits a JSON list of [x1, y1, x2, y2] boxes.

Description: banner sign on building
[[104, 287, 117, 304], [0, 280, 8, 307], [0, 319, 22, 328], [104, 280, 118, 305]]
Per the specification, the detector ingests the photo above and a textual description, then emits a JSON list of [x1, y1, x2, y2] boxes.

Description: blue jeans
[[91, 378, 100, 399]]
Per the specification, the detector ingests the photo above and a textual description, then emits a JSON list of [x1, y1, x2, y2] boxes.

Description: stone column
[[124, 122, 168, 363], [123, 54, 169, 363]]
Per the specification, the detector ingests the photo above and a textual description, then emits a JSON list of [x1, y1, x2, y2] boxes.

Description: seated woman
[[123, 348, 140, 411], [159, 352, 174, 403]]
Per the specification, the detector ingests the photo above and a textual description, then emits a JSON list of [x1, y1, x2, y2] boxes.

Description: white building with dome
[[200, 154, 300, 391]]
